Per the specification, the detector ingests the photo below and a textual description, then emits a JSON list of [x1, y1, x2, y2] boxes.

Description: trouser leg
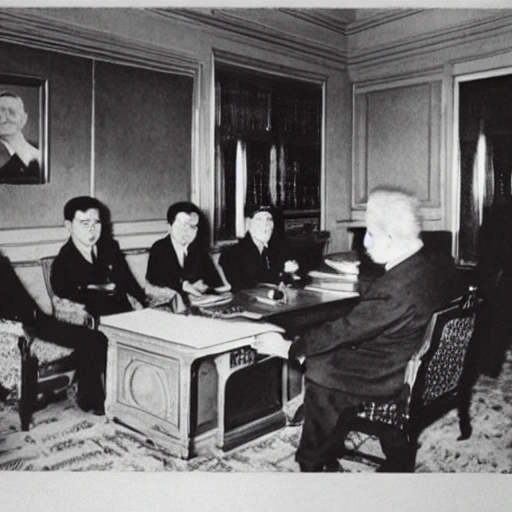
[[296, 379, 361, 472], [378, 429, 413, 472], [35, 313, 107, 408]]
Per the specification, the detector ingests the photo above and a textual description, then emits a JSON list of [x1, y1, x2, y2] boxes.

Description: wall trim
[[351, 77, 443, 221], [349, 12, 512, 72], [278, 8, 351, 36], [151, 8, 347, 69], [214, 49, 329, 85], [0, 9, 199, 75], [0, 220, 168, 265], [346, 9, 424, 35]]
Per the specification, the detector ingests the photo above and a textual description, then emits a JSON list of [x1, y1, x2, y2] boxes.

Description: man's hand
[[252, 331, 292, 359], [284, 259, 299, 274], [183, 279, 208, 296]]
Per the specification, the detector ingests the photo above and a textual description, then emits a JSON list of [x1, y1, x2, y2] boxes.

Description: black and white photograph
[[0, 76, 47, 184], [0, 3, 510, 512]]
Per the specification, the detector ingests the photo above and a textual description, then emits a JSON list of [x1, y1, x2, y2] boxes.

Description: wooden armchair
[[40, 256, 97, 328], [0, 319, 75, 431], [334, 286, 481, 472]]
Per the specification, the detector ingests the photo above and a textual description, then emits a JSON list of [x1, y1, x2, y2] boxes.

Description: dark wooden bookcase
[[214, 65, 323, 242]]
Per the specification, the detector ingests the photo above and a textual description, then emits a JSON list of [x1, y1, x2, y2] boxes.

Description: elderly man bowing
[[254, 187, 461, 472]]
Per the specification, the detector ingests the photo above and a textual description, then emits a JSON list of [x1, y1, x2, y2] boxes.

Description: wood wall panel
[[353, 79, 442, 221], [94, 62, 193, 222]]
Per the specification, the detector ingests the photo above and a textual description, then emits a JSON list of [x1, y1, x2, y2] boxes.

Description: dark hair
[[244, 204, 274, 219], [166, 201, 202, 225], [64, 196, 103, 221]]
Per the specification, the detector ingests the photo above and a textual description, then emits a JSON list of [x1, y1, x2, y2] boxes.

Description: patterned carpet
[[1, 352, 511, 473]]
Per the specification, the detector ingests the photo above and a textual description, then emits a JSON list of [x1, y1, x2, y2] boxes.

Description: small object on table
[[193, 304, 263, 320]]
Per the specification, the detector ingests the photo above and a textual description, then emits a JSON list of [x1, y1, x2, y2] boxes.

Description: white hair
[[366, 186, 422, 241]]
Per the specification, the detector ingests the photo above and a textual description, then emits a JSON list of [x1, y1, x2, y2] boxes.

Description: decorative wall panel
[[353, 78, 442, 221]]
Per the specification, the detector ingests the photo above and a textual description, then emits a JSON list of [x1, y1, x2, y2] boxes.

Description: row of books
[[305, 252, 360, 294]]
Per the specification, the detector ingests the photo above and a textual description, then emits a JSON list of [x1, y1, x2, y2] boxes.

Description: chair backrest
[[411, 287, 480, 409], [40, 256, 56, 302]]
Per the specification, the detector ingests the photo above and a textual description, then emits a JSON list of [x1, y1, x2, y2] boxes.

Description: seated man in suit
[[146, 201, 225, 304], [0, 91, 41, 183], [219, 204, 299, 292], [51, 196, 146, 318], [0, 251, 107, 415], [253, 187, 461, 472]]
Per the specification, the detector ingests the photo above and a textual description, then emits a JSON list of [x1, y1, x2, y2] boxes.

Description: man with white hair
[[0, 91, 41, 183], [254, 186, 461, 472]]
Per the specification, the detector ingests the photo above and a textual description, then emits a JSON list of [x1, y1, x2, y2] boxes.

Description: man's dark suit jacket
[[290, 248, 461, 398], [219, 233, 294, 292], [146, 235, 223, 294], [51, 238, 145, 317], [0, 147, 40, 184]]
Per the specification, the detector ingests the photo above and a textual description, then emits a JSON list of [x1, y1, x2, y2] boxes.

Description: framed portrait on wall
[[0, 74, 48, 184]]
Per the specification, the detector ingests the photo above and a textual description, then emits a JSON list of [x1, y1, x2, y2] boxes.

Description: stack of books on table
[[305, 252, 360, 295]]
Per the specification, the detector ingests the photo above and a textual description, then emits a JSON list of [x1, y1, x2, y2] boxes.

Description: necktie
[[91, 248, 98, 266], [261, 247, 270, 270]]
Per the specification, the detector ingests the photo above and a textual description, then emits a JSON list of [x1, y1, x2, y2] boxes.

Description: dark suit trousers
[[297, 379, 409, 471], [35, 312, 107, 408]]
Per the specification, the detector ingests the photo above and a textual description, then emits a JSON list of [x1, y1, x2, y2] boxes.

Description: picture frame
[[0, 74, 48, 184]]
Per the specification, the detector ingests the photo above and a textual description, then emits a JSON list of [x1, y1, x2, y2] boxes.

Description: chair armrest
[[127, 294, 145, 311], [0, 319, 26, 337], [52, 296, 97, 329]]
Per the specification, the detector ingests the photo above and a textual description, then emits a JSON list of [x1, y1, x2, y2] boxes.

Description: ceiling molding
[[150, 8, 348, 69], [349, 12, 512, 72], [277, 8, 351, 36], [346, 9, 424, 35], [0, 9, 200, 76], [214, 49, 328, 85]]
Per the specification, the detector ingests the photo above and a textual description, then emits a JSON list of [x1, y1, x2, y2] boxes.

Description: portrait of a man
[[0, 88, 44, 184]]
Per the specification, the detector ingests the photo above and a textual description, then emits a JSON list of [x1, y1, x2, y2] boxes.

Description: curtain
[[268, 144, 278, 205], [235, 139, 247, 238]]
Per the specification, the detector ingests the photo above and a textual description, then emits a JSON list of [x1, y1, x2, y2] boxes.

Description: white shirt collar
[[249, 232, 268, 254], [385, 239, 424, 271], [0, 133, 40, 166], [71, 237, 97, 264]]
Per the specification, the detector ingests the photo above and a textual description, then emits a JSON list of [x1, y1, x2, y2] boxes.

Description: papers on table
[[101, 308, 283, 350], [304, 285, 359, 298], [308, 269, 358, 282], [189, 292, 233, 308]]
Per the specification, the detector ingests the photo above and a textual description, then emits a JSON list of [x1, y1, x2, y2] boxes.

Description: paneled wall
[[0, 42, 193, 231], [347, 9, 512, 252], [94, 61, 192, 222], [0, 42, 92, 230], [352, 77, 442, 222], [0, 36, 194, 311]]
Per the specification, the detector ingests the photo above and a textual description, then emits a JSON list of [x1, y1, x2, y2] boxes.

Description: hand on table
[[183, 279, 208, 297], [252, 331, 292, 359]]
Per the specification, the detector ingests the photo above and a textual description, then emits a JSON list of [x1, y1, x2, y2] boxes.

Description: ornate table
[[101, 288, 358, 459]]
